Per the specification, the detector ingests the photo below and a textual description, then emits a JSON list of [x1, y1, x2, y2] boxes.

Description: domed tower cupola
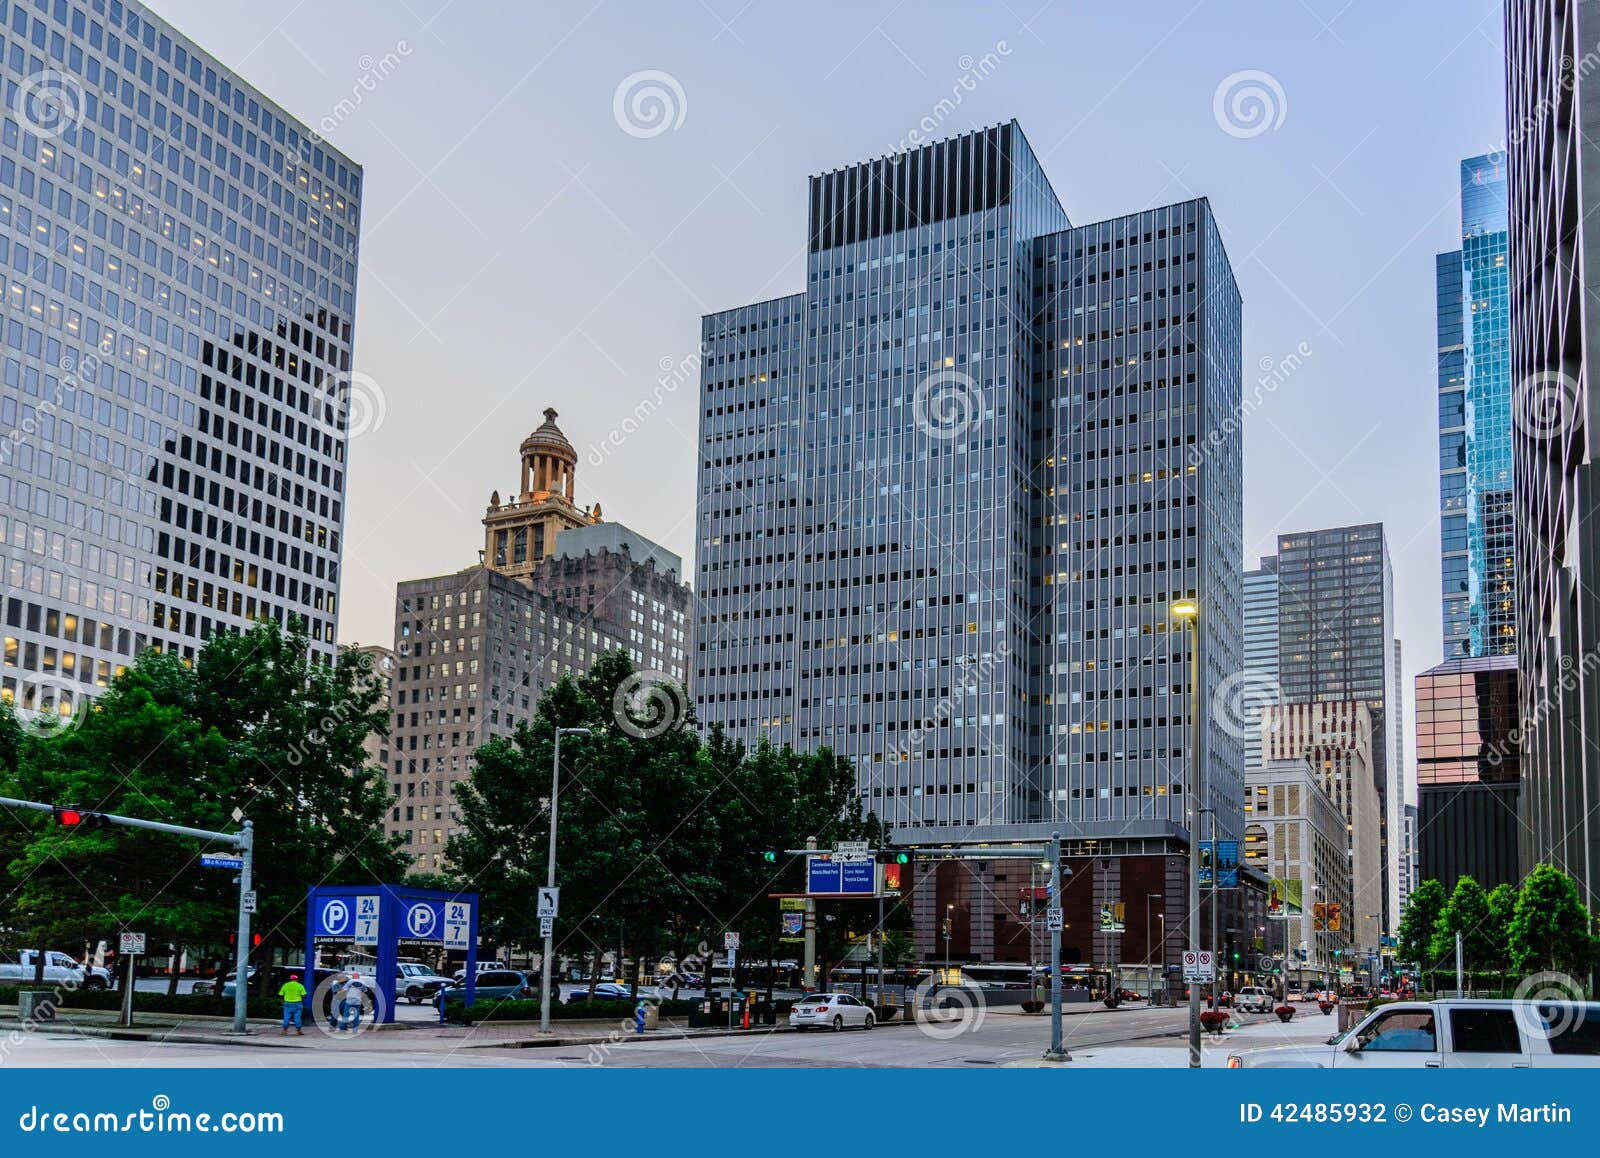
[[520, 407, 577, 502]]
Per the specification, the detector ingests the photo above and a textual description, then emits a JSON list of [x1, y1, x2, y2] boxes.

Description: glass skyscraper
[[1437, 153, 1513, 659], [694, 121, 1244, 854], [1, 0, 361, 724]]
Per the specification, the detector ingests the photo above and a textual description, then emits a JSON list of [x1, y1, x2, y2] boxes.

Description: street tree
[[1432, 875, 1495, 976], [1509, 864, 1596, 978], [1486, 882, 1518, 977], [1398, 878, 1447, 970]]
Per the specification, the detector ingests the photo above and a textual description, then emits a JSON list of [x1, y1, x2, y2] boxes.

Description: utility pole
[[803, 835, 817, 991], [1043, 831, 1069, 1062], [539, 726, 590, 1034], [231, 820, 253, 1035], [1171, 598, 1202, 1069]]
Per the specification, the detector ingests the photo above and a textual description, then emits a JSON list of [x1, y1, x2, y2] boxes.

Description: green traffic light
[[761, 851, 777, 863], [895, 853, 909, 864]]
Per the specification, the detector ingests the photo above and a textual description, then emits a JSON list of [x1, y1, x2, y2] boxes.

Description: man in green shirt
[[279, 973, 308, 1035]]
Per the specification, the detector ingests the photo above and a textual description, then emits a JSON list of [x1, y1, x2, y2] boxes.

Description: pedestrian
[[341, 971, 366, 1032], [328, 971, 348, 1029], [278, 972, 307, 1035]]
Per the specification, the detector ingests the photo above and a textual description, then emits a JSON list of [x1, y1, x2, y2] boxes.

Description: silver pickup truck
[[1229, 998, 1600, 1068], [0, 950, 112, 989]]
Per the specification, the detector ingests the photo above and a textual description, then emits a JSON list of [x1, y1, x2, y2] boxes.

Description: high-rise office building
[[1506, 0, 1600, 906], [1414, 654, 1520, 891], [0, 0, 361, 729], [694, 121, 1243, 964], [1242, 557, 1280, 771], [1437, 155, 1514, 659], [1274, 523, 1401, 930]]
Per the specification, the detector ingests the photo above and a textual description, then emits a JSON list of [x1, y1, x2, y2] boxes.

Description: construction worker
[[279, 972, 307, 1035]]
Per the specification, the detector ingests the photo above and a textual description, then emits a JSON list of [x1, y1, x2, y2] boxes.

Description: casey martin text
[[1419, 1104, 1572, 1126]]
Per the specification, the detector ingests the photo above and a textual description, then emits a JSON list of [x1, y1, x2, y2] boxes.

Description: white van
[[1229, 999, 1600, 1068]]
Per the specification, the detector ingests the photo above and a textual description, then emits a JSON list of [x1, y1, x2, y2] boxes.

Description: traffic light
[[893, 852, 909, 864], [53, 807, 108, 829], [758, 850, 779, 864]]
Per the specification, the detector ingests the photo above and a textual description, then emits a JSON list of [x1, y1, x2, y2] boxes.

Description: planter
[[1274, 1006, 1295, 1023], [1318, 1000, 1336, 1016], [1199, 1011, 1229, 1036], [1020, 1000, 1044, 1014]]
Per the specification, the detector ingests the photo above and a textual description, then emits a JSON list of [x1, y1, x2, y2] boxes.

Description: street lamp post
[[1145, 892, 1164, 1000], [539, 725, 591, 1035], [1171, 597, 1202, 1069]]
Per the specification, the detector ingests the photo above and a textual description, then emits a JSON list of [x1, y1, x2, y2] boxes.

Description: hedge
[[439, 996, 797, 1024], [0, 986, 282, 1020]]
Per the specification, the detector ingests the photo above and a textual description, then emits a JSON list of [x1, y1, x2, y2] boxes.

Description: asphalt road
[[3, 1005, 1255, 1068]]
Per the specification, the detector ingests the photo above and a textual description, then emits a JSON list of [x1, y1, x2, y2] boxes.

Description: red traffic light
[[54, 808, 84, 826]]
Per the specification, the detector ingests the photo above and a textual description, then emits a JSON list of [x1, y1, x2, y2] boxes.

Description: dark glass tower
[[694, 122, 1244, 856]]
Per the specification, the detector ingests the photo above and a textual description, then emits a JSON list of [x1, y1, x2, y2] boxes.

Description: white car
[[1229, 999, 1600, 1068], [1235, 985, 1274, 1014], [789, 992, 875, 1031]]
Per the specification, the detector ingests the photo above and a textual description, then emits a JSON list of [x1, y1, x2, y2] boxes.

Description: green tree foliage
[[447, 652, 883, 990], [1485, 882, 1517, 975], [2, 619, 406, 992], [1397, 878, 1447, 968], [1509, 864, 1596, 977], [1432, 876, 1495, 973]]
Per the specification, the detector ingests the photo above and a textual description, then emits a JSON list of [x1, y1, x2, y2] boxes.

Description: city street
[[0, 1005, 1322, 1068]]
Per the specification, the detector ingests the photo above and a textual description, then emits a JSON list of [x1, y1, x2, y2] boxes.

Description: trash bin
[[18, 991, 56, 1022]]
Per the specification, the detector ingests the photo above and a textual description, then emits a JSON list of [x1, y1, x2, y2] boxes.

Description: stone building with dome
[[383, 409, 691, 869]]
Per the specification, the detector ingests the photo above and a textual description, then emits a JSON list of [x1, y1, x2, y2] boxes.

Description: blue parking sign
[[402, 899, 444, 941]]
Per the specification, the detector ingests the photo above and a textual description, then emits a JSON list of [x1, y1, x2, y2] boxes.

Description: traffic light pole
[[1043, 831, 1069, 1063], [0, 797, 254, 1033]]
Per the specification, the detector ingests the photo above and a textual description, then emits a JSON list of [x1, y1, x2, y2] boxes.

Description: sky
[[148, 0, 1509, 739]]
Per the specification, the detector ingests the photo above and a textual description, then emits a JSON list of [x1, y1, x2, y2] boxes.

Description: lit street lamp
[[1170, 597, 1202, 1069]]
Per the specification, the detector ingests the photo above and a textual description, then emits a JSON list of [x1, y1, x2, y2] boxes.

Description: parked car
[[443, 969, 536, 1003], [790, 992, 874, 1031], [1115, 987, 1145, 1002], [0, 950, 109, 989], [1228, 999, 1600, 1068], [397, 963, 453, 1004], [1235, 986, 1274, 1014], [565, 982, 635, 1003]]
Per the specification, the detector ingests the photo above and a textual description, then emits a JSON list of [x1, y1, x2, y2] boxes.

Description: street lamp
[[1170, 597, 1202, 1069], [539, 725, 591, 1034], [1145, 893, 1164, 1001], [942, 903, 955, 986]]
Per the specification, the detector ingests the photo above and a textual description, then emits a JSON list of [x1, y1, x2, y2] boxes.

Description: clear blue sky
[[151, 0, 1506, 713]]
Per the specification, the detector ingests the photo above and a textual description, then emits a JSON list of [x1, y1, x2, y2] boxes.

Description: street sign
[[354, 894, 380, 945], [313, 897, 355, 939], [1046, 907, 1063, 932], [242, 890, 257, 914], [443, 899, 472, 950], [1182, 950, 1215, 982], [724, 931, 740, 951], [540, 916, 553, 938], [832, 840, 871, 861], [119, 932, 146, 955], [200, 853, 244, 870], [806, 855, 876, 895], [537, 887, 560, 919]]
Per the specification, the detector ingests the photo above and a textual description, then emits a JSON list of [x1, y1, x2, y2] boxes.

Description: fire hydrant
[[634, 1001, 647, 1035]]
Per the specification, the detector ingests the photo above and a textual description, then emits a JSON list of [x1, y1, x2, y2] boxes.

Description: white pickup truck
[[0, 950, 112, 989], [1229, 998, 1600, 1068]]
